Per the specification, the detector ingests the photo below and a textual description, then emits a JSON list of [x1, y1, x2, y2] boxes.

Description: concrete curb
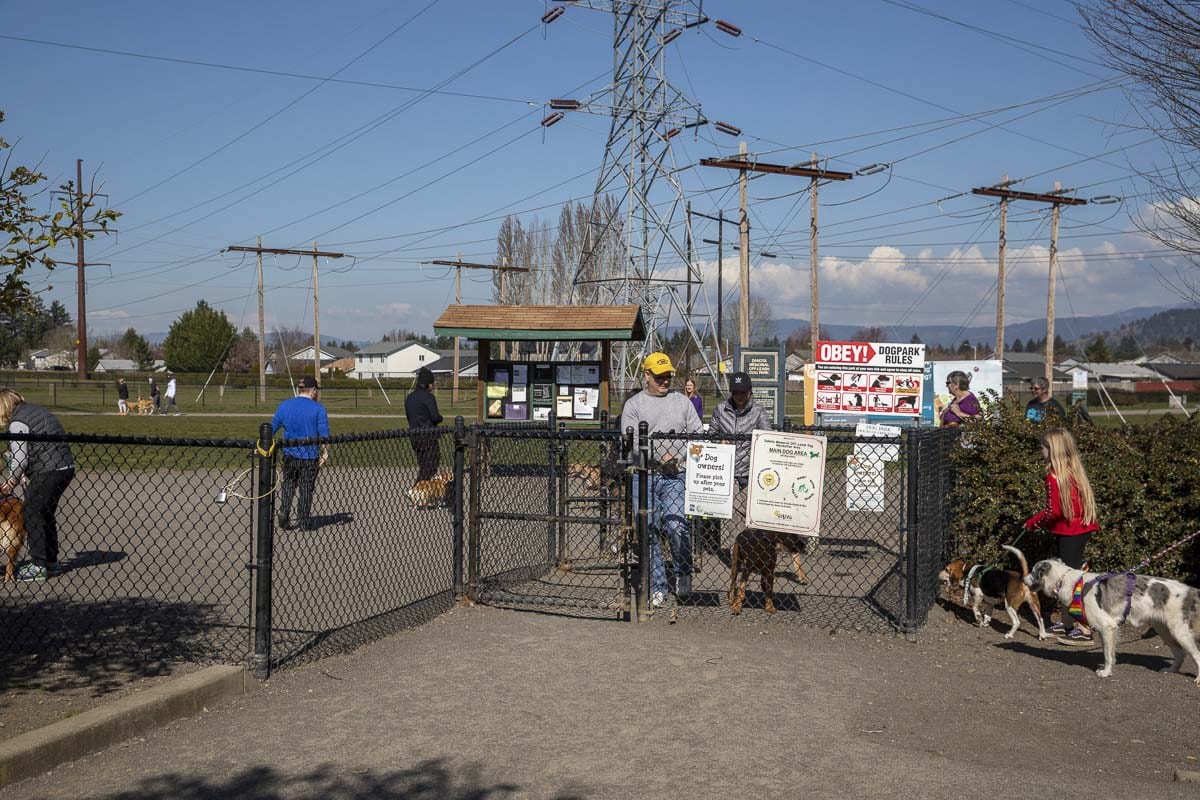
[[0, 665, 254, 789]]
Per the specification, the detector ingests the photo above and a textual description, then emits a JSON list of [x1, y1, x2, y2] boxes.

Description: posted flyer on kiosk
[[813, 341, 925, 418]]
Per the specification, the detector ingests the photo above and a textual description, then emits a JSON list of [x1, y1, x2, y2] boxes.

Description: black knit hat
[[416, 367, 435, 386]]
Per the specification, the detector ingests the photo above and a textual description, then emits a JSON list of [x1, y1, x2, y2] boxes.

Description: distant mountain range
[[766, 305, 1181, 348]]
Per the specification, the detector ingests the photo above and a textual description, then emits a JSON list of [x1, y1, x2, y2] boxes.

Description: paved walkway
[[6, 604, 1200, 799]]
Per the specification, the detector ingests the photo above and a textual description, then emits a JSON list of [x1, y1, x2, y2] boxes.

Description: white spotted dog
[[938, 545, 1050, 640], [1025, 558, 1200, 683]]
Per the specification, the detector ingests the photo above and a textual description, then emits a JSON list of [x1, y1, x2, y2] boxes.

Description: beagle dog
[[939, 545, 1050, 640]]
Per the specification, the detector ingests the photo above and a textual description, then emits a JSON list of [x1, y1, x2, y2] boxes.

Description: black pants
[[411, 435, 441, 482], [280, 455, 320, 528], [1057, 532, 1092, 569], [25, 469, 74, 567]]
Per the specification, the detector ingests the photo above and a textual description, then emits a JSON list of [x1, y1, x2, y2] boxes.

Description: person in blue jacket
[[271, 376, 329, 531]]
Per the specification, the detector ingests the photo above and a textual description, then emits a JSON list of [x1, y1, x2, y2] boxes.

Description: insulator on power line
[[713, 120, 741, 136], [541, 112, 565, 127], [714, 19, 742, 37], [1090, 195, 1121, 205], [662, 28, 682, 45], [855, 163, 889, 176], [541, 6, 564, 23], [549, 99, 582, 110]]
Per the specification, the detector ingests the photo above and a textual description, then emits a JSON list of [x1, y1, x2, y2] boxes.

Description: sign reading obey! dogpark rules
[[745, 430, 828, 536], [683, 441, 736, 519]]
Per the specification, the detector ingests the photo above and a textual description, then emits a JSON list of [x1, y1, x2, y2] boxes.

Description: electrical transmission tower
[[544, 1, 740, 389]]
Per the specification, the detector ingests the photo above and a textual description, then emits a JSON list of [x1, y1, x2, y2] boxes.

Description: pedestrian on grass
[[1024, 427, 1098, 640], [620, 352, 702, 607], [116, 378, 129, 416], [148, 377, 161, 414], [405, 367, 444, 482], [271, 376, 329, 531], [164, 374, 179, 415], [0, 389, 75, 582]]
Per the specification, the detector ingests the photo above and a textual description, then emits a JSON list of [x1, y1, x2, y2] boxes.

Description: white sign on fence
[[852, 421, 902, 462], [745, 430, 827, 536], [846, 455, 886, 512], [684, 441, 736, 519]]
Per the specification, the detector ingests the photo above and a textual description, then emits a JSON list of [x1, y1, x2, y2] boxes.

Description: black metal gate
[[465, 422, 634, 617]]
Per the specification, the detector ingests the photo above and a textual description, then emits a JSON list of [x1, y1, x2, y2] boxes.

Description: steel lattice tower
[[547, 0, 724, 389]]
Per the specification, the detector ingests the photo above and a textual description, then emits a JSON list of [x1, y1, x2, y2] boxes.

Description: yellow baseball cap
[[643, 352, 675, 375]]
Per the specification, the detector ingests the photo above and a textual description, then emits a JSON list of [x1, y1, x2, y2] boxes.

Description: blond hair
[[1040, 428, 1096, 526], [0, 388, 25, 430]]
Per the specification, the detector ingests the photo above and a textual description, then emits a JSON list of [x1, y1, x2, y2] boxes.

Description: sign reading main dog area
[[745, 431, 828, 535]]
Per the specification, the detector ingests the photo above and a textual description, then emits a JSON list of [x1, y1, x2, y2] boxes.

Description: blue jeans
[[635, 473, 692, 596]]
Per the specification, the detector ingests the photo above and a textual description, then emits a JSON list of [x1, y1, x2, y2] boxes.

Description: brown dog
[[1, 495, 27, 583], [939, 545, 1049, 640], [129, 398, 155, 415], [728, 528, 808, 614], [407, 470, 453, 509]]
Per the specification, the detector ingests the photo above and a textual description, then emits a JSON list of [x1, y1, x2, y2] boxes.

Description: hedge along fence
[[949, 395, 1200, 583]]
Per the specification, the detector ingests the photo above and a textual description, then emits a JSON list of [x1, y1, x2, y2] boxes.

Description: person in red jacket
[[1024, 427, 1099, 639]]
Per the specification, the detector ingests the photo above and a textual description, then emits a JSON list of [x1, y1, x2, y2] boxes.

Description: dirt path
[[4, 599, 1200, 800]]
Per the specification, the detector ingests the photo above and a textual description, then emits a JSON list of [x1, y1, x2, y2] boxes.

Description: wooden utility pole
[[701, 153, 853, 354], [256, 236, 266, 402], [996, 175, 1008, 361], [311, 242, 321, 382], [809, 152, 820, 353], [75, 159, 87, 381], [429, 258, 529, 389], [971, 181, 1085, 385], [224, 243, 348, 388], [738, 142, 751, 347]]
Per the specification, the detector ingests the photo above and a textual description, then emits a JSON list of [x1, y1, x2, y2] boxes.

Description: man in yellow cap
[[620, 351, 702, 607]]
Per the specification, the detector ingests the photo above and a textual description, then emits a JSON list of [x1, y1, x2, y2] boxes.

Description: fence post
[[452, 416, 466, 598], [251, 422, 277, 679], [556, 421, 568, 565], [466, 424, 482, 601], [902, 428, 921, 635], [635, 421, 650, 621], [599, 411, 610, 552]]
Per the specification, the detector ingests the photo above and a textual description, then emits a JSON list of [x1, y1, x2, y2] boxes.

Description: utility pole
[[972, 180, 1085, 385], [256, 236, 266, 402], [225, 243, 348, 388], [75, 159, 87, 381], [702, 153, 853, 355], [311, 242, 321, 383], [809, 152, 819, 353], [738, 142, 750, 347], [430, 258, 530, 390], [996, 175, 1008, 361]]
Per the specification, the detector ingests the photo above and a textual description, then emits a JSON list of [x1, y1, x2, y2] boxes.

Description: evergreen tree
[[1113, 334, 1140, 361], [1011, 339, 1024, 353], [1084, 335, 1112, 363], [162, 300, 237, 373]]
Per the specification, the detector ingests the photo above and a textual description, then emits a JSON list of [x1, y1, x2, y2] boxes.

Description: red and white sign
[[814, 340, 925, 417]]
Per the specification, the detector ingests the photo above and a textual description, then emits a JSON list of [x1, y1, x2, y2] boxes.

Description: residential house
[[288, 344, 353, 374], [348, 340, 440, 379], [424, 351, 479, 379], [1000, 352, 1073, 390]]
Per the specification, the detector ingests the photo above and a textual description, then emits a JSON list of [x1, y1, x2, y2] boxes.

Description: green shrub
[[950, 395, 1200, 582]]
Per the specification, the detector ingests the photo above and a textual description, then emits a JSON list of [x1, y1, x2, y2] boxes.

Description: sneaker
[[1049, 621, 1066, 633], [650, 591, 665, 608], [16, 564, 47, 583], [1067, 626, 1092, 640]]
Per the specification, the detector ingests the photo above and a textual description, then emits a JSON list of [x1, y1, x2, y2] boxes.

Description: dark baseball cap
[[729, 372, 752, 392], [298, 376, 319, 389]]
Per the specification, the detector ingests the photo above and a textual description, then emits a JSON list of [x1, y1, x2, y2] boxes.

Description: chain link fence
[[2, 420, 957, 683]]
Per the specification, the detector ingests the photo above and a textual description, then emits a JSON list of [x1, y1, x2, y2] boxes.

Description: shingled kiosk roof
[[433, 304, 645, 341]]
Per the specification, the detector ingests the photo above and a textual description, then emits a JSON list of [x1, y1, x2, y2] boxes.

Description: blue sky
[[1, 0, 1185, 345]]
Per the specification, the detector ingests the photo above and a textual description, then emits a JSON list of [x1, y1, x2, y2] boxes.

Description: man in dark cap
[[271, 376, 329, 531], [709, 372, 774, 489], [405, 367, 444, 482]]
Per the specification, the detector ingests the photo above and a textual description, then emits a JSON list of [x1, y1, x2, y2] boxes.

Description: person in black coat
[[405, 368, 444, 481]]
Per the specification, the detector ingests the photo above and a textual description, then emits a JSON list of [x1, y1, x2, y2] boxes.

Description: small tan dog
[[1, 495, 27, 582], [407, 470, 454, 509], [129, 398, 155, 415]]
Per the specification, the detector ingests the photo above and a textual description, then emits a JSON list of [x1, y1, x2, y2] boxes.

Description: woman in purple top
[[941, 370, 982, 425], [684, 378, 703, 419]]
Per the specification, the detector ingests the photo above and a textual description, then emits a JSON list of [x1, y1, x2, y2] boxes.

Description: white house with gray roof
[[347, 340, 440, 379]]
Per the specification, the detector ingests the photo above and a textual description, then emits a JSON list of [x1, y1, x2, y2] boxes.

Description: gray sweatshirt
[[709, 398, 773, 478], [620, 389, 702, 469]]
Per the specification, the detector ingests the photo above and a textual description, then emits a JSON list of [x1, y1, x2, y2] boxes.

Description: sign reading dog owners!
[[745, 430, 827, 536], [683, 441, 736, 519], [813, 340, 926, 417]]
